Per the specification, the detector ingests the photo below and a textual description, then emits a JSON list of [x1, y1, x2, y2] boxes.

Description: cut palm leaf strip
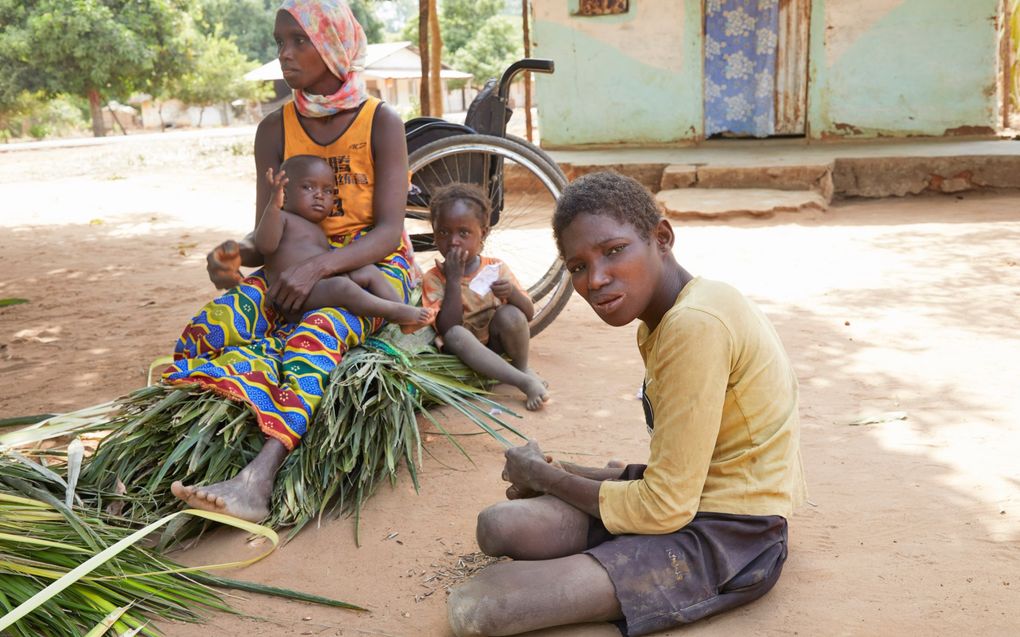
[[1, 325, 523, 548], [0, 414, 56, 429]]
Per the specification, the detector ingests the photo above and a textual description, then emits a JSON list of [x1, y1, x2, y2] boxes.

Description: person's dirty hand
[[443, 247, 469, 280], [207, 240, 243, 289], [491, 278, 512, 303], [502, 440, 555, 498], [505, 453, 558, 500]]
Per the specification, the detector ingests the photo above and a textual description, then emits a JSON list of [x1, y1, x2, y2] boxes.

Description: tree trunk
[[418, 0, 430, 117], [522, 0, 534, 142], [428, 0, 443, 117], [88, 89, 106, 138]]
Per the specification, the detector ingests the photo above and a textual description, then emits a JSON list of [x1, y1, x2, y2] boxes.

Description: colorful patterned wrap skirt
[[163, 230, 415, 451]]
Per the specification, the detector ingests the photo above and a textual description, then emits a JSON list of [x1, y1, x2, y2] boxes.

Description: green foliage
[[173, 33, 268, 110], [0, 92, 87, 142], [451, 15, 523, 85], [195, 0, 277, 63], [0, 0, 193, 136], [350, 0, 385, 44], [399, 0, 521, 84], [441, 0, 505, 55]]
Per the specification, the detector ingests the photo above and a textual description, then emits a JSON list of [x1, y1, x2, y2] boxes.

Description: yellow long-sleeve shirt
[[598, 277, 807, 535]]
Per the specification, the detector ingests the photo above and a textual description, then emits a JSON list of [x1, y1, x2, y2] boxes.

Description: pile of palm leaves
[[4, 326, 524, 544], [0, 490, 233, 636], [0, 325, 523, 633], [0, 470, 362, 637]]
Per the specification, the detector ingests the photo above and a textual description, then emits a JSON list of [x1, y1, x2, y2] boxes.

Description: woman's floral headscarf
[[279, 0, 369, 117]]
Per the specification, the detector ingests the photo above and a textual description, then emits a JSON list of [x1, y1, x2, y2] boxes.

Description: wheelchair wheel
[[406, 134, 572, 337]]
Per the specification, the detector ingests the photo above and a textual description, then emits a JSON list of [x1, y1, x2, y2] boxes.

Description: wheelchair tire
[[406, 134, 572, 338]]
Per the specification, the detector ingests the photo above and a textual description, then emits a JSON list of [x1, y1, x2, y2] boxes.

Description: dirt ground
[[1, 132, 1019, 636]]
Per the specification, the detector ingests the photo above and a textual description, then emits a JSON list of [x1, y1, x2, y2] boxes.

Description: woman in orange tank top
[[166, 0, 414, 523]]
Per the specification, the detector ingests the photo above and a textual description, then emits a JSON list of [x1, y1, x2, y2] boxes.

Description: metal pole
[[522, 0, 534, 142]]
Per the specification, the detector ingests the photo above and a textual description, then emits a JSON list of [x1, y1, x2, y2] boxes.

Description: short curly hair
[[429, 182, 492, 232], [553, 171, 661, 255]]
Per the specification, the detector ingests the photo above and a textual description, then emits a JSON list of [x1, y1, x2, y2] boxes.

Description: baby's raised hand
[[265, 167, 288, 211], [491, 278, 512, 302]]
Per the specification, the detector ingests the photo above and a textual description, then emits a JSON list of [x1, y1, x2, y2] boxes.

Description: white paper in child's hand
[[468, 263, 502, 295]]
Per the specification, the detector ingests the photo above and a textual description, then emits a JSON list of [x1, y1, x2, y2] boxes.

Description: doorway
[[703, 0, 811, 138]]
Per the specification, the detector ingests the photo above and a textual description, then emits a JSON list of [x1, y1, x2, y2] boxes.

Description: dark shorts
[[584, 465, 789, 637]]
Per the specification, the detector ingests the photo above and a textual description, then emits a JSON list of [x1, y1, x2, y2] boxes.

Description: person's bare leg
[[170, 437, 288, 522], [347, 264, 400, 303], [443, 325, 548, 411], [447, 554, 622, 637], [301, 275, 433, 329], [488, 304, 548, 389], [476, 494, 591, 559]]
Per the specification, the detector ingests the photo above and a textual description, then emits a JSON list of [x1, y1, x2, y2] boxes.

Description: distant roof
[[244, 41, 472, 81]]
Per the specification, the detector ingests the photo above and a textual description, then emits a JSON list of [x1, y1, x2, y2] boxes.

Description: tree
[[427, 0, 443, 116], [172, 33, 270, 127], [451, 15, 523, 85], [0, 0, 192, 137], [402, 0, 520, 87], [350, 0, 385, 43], [195, 0, 276, 63], [439, 0, 504, 55]]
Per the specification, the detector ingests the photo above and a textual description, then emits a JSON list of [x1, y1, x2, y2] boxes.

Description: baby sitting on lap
[[253, 154, 433, 327]]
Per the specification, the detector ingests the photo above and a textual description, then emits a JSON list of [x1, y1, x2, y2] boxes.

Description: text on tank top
[[282, 97, 380, 239]]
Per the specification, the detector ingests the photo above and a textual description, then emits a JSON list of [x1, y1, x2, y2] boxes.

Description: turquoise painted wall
[[533, 0, 703, 147], [808, 0, 1000, 138]]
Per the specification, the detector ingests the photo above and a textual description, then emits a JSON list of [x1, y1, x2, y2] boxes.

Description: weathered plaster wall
[[532, 0, 703, 147], [532, 0, 1001, 146], [808, 0, 1000, 138]]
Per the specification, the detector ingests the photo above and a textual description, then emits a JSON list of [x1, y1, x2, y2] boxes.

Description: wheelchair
[[403, 59, 571, 337]]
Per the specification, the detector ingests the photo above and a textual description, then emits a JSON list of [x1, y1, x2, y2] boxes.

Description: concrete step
[[562, 161, 834, 201], [655, 188, 827, 220], [557, 151, 1020, 201], [661, 163, 834, 202]]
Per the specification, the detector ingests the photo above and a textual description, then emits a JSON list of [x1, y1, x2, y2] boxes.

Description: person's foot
[[398, 306, 437, 334], [520, 373, 550, 411], [171, 474, 270, 522], [525, 368, 549, 388]]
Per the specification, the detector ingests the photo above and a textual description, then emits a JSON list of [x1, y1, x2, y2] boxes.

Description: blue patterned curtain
[[704, 0, 779, 138]]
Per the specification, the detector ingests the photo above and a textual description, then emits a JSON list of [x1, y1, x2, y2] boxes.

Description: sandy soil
[[2, 131, 1019, 636]]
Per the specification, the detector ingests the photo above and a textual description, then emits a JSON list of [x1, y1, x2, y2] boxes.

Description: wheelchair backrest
[[404, 117, 475, 156], [464, 78, 511, 137]]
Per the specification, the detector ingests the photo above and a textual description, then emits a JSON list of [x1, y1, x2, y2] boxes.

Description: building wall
[[531, 0, 1001, 146], [532, 0, 703, 146], [808, 0, 1000, 138]]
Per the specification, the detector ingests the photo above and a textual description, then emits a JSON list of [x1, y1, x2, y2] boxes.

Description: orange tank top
[[282, 97, 380, 238]]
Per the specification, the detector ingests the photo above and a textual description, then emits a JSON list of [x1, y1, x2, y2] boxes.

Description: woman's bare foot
[[520, 375, 550, 411], [171, 475, 271, 522], [398, 306, 437, 334], [171, 438, 287, 522]]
